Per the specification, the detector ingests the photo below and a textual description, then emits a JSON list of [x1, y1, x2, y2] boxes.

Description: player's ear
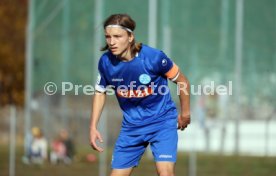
[[128, 33, 134, 43]]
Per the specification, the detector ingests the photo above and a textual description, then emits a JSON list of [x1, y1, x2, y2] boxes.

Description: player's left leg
[[150, 118, 178, 176], [155, 161, 175, 176], [110, 168, 134, 176]]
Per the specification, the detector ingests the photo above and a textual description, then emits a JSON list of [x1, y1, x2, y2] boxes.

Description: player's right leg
[[111, 132, 148, 174], [110, 168, 133, 176]]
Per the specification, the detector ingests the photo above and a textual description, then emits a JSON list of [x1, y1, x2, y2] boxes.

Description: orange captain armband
[[165, 63, 180, 81]]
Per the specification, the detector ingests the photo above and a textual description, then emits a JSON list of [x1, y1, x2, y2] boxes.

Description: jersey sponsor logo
[[159, 154, 173, 158], [117, 87, 153, 98], [139, 74, 151, 84], [112, 78, 124, 82]]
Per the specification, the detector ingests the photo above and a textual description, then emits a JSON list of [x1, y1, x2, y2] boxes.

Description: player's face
[[105, 27, 133, 57]]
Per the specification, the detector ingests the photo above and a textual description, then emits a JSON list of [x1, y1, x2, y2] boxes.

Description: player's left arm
[[165, 64, 191, 130]]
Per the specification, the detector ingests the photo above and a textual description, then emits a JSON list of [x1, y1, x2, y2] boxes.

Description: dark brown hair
[[101, 14, 142, 56]]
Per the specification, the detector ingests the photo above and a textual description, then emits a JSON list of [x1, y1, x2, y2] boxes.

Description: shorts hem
[[154, 159, 176, 163], [111, 164, 138, 169]]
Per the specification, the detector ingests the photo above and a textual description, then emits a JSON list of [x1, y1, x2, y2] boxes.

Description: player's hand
[[177, 114, 190, 131], [90, 128, 104, 152]]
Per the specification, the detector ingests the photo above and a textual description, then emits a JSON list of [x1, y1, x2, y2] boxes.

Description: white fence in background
[[179, 119, 276, 156]]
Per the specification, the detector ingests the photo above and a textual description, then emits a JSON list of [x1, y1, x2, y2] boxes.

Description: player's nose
[[110, 37, 116, 45]]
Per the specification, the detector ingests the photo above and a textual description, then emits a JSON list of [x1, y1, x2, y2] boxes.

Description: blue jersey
[[95, 44, 179, 134]]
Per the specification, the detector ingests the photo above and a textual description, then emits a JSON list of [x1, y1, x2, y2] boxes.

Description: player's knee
[[157, 169, 174, 176], [158, 171, 175, 176], [156, 162, 175, 176]]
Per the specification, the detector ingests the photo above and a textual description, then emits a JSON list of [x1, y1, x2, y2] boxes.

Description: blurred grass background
[[0, 145, 276, 176]]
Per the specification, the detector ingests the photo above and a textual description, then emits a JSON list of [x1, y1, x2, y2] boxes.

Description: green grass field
[[0, 145, 275, 176]]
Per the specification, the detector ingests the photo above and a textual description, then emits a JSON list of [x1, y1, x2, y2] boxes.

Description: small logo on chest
[[139, 74, 151, 84], [112, 78, 124, 82]]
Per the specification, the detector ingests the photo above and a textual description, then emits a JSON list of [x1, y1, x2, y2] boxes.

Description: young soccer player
[[90, 14, 190, 176]]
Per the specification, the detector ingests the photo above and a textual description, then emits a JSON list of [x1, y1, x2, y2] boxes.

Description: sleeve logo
[[162, 59, 167, 66]]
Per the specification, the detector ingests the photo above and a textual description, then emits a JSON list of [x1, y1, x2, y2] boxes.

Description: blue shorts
[[111, 119, 178, 169]]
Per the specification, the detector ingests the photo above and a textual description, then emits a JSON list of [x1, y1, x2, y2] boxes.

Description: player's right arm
[[90, 56, 109, 152], [90, 91, 106, 152]]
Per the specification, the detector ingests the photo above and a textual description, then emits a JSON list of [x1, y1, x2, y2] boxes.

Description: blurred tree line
[[0, 0, 27, 106]]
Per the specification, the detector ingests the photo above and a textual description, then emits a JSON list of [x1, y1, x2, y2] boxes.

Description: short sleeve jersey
[[96, 44, 179, 134]]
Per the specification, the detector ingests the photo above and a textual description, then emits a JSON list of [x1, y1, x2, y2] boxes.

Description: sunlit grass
[[0, 145, 275, 176]]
